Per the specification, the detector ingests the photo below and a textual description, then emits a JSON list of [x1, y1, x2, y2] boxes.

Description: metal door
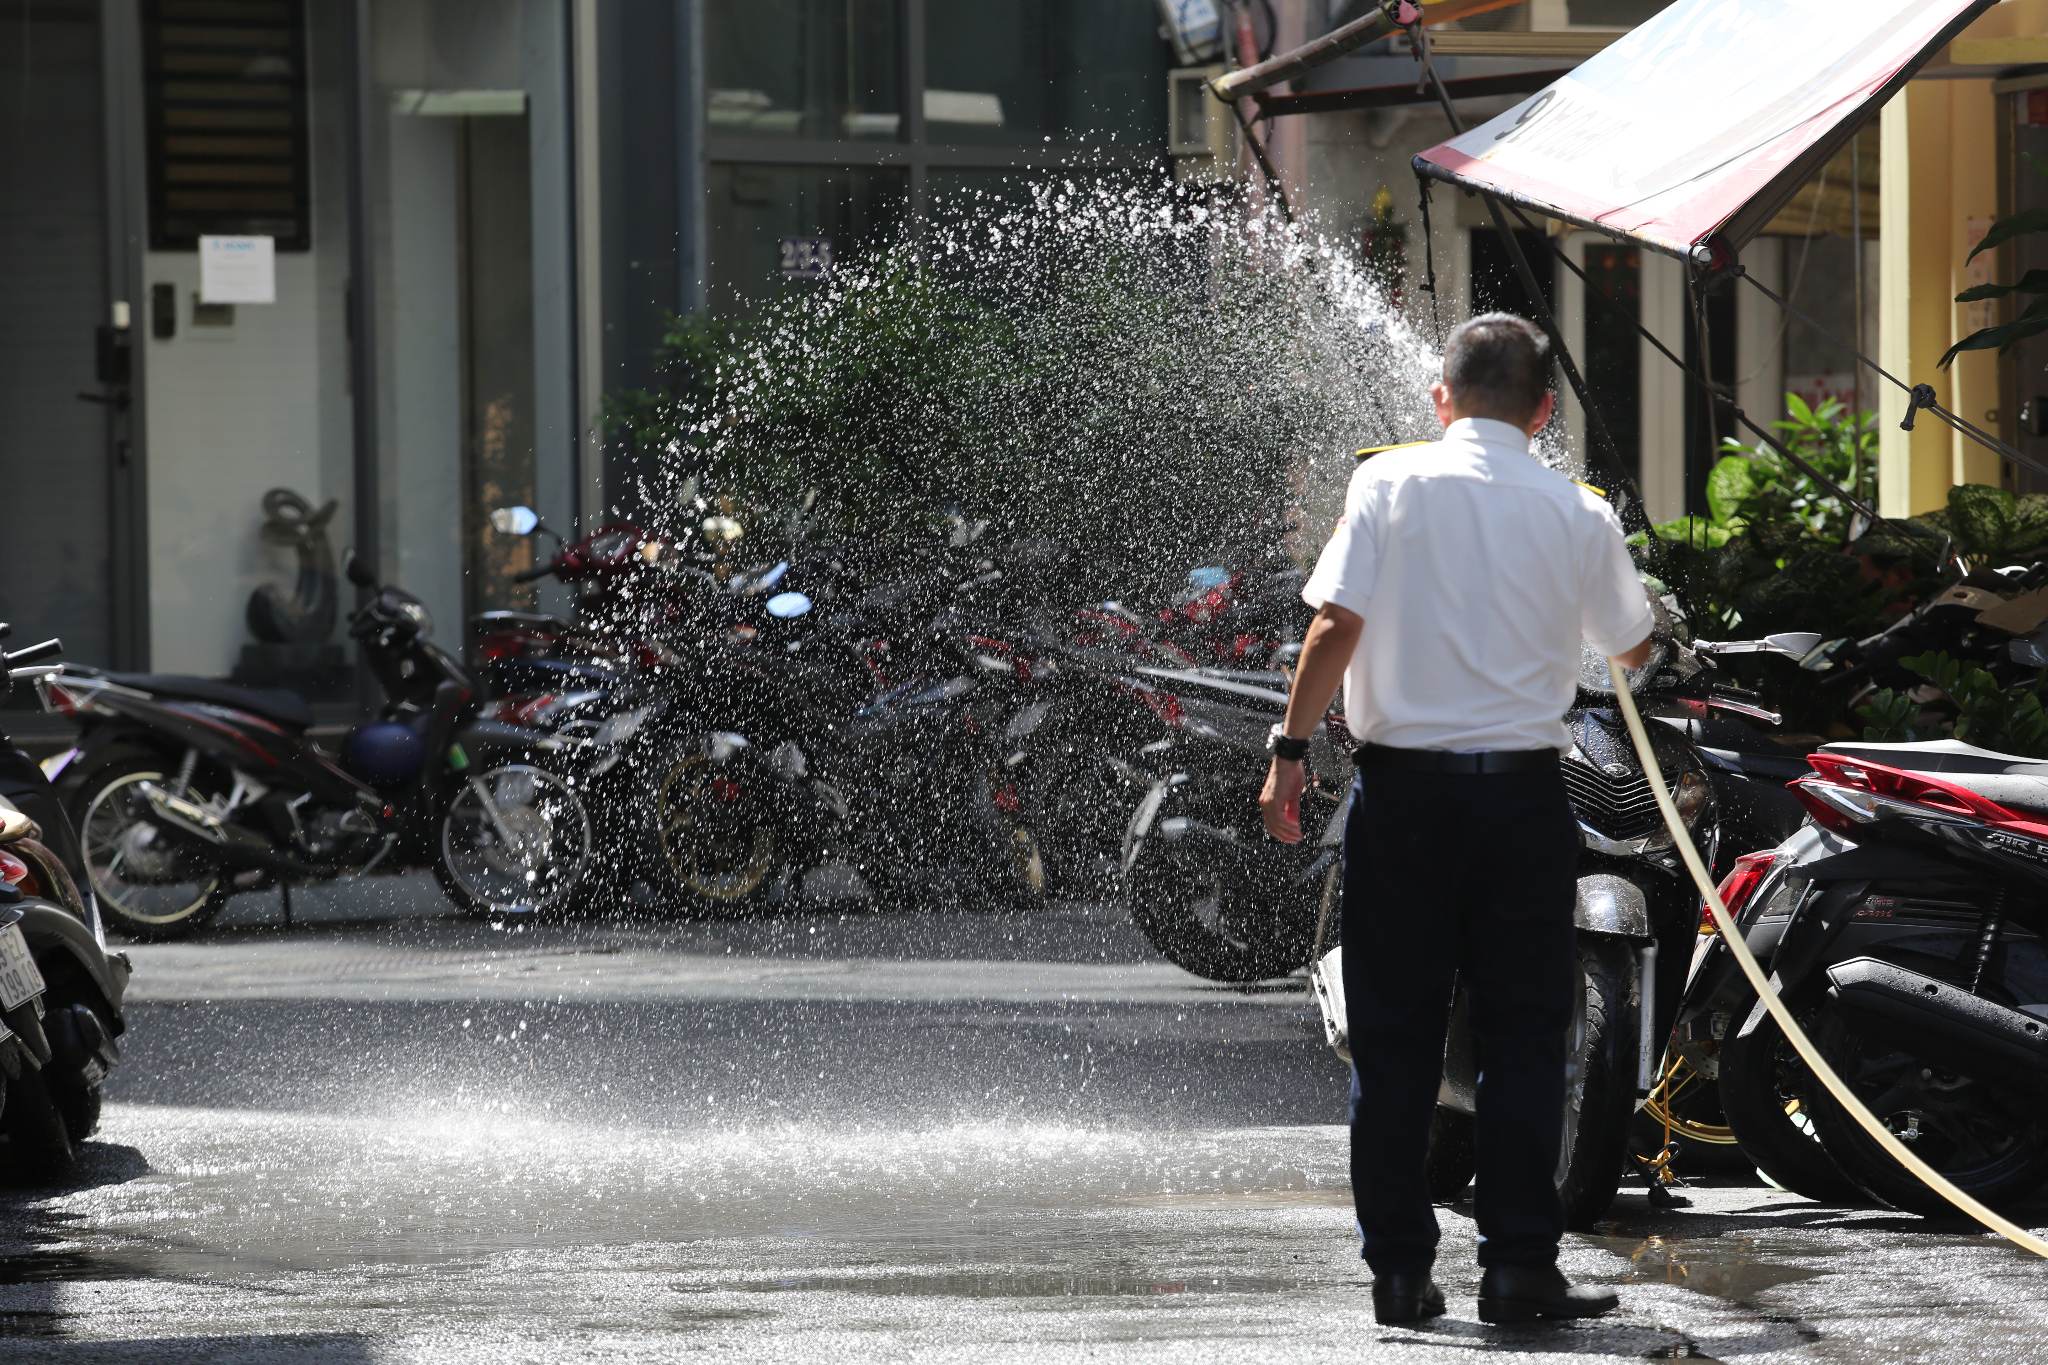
[[0, 0, 144, 679]]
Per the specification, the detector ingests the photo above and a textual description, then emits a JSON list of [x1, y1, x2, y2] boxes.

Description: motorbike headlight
[[1673, 769, 1711, 829]]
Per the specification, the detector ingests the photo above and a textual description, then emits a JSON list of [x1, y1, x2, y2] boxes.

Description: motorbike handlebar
[[3, 638, 61, 668]]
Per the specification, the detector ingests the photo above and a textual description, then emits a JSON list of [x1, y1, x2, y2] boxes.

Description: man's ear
[[1431, 381, 1456, 427], [1526, 390, 1558, 437]]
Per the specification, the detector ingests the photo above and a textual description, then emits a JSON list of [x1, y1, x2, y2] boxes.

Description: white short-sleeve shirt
[[1302, 417, 1653, 752]]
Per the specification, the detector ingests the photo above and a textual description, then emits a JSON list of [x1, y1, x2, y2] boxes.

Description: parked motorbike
[[40, 554, 597, 938], [1118, 663, 1343, 981], [1672, 739, 2048, 1214], [0, 626, 128, 1181]]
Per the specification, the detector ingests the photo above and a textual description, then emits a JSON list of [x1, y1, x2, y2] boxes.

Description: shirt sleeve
[[1579, 502, 1654, 658], [1302, 469, 1380, 617]]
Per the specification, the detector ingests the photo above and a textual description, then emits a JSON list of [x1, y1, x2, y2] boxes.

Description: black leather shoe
[[1477, 1264, 1618, 1323], [1372, 1273, 1448, 1326]]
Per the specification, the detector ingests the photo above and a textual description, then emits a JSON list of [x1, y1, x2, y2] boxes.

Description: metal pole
[[1207, 0, 1525, 103], [343, 0, 381, 712]]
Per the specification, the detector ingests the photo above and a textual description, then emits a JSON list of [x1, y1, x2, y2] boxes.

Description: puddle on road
[[29, 1109, 1351, 1278], [1592, 1231, 1824, 1303]]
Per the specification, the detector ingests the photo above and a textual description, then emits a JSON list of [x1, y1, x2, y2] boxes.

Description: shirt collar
[[1443, 417, 1533, 453]]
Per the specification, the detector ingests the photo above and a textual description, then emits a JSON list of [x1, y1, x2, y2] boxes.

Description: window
[[142, 0, 311, 250], [707, 165, 908, 314], [924, 0, 1167, 146], [705, 0, 901, 141]]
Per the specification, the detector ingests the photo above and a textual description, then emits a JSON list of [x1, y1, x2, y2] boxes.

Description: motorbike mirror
[[491, 505, 541, 536], [1763, 631, 1824, 658], [343, 549, 377, 589], [2012, 635, 2048, 669], [766, 591, 813, 620]]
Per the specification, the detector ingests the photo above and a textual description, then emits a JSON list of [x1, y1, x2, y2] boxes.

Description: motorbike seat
[[0, 801, 33, 844], [1819, 739, 2048, 815], [100, 673, 316, 731]]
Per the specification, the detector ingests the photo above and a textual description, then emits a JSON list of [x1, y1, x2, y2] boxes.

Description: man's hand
[[1257, 601, 1361, 844], [1614, 635, 1655, 671], [1261, 757, 1306, 844]]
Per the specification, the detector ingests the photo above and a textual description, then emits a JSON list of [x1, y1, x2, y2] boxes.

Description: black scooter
[[1670, 739, 2048, 1214], [0, 626, 129, 1182], [39, 555, 596, 939]]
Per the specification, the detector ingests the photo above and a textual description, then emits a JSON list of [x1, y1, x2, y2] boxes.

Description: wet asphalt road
[[5, 883, 2047, 1362]]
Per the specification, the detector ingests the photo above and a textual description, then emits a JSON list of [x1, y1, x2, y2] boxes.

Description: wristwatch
[[1267, 723, 1310, 762]]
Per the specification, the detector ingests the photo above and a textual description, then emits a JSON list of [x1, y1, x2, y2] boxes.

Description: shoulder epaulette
[[1353, 441, 1433, 461]]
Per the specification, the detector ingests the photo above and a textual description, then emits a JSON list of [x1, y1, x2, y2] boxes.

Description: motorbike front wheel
[[1558, 940, 1638, 1230], [1417, 941, 1636, 1227], [1126, 805, 1319, 983], [436, 763, 595, 919], [648, 752, 790, 914]]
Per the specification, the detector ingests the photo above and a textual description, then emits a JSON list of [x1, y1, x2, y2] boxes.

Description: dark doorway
[[1468, 226, 1555, 322], [0, 1, 123, 679], [1683, 284, 1737, 514]]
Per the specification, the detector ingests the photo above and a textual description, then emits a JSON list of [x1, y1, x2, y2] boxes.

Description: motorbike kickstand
[[1634, 1143, 1693, 1210]]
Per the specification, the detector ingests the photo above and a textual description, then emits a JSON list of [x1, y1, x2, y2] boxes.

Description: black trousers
[[1341, 764, 1579, 1274]]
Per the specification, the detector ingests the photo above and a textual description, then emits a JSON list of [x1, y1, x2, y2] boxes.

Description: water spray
[[1607, 656, 2048, 1257]]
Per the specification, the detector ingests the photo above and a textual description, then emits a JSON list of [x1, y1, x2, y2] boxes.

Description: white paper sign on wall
[[198, 235, 276, 304]]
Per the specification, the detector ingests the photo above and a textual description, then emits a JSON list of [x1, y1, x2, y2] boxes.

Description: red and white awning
[[1414, 0, 1996, 263]]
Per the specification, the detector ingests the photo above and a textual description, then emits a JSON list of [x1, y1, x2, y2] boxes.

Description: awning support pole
[[1416, 173, 1442, 346]]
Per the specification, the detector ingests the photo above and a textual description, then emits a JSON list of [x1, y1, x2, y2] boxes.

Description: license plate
[[0, 926, 43, 1011]]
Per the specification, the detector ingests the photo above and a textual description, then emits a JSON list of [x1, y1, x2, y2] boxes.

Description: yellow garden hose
[[1608, 658, 2048, 1257]]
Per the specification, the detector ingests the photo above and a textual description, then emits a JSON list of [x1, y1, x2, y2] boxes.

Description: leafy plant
[[1858, 650, 2048, 757], [1943, 156, 2048, 367], [1634, 394, 1895, 640], [1911, 482, 2048, 569]]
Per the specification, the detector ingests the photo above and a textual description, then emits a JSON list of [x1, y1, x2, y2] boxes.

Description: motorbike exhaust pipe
[[1826, 957, 2048, 1089], [136, 782, 321, 879]]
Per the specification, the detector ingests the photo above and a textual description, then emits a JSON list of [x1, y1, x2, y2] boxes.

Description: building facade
[[1262, 0, 2048, 521], [0, 0, 1173, 713]]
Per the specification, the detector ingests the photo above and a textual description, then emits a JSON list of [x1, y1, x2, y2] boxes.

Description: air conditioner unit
[[1168, 65, 1240, 182]]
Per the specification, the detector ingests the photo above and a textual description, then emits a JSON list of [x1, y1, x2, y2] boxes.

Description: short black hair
[[1442, 312, 1552, 424]]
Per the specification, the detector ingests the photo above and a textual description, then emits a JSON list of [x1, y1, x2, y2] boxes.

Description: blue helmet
[[342, 721, 427, 787]]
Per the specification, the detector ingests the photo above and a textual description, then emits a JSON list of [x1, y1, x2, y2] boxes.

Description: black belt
[[1353, 743, 1559, 775]]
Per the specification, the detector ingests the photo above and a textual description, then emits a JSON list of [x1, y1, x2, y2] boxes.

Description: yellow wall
[[1878, 80, 2003, 515], [1878, 1, 2048, 513]]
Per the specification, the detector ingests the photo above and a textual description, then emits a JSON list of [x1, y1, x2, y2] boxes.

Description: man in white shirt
[[1259, 313, 1652, 1327]]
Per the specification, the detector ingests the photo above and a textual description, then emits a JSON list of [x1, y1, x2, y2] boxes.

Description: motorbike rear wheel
[[0, 1067, 77, 1185], [1127, 824, 1319, 982], [66, 749, 231, 941], [1717, 1005, 1862, 1204], [1806, 1006, 2048, 1216]]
